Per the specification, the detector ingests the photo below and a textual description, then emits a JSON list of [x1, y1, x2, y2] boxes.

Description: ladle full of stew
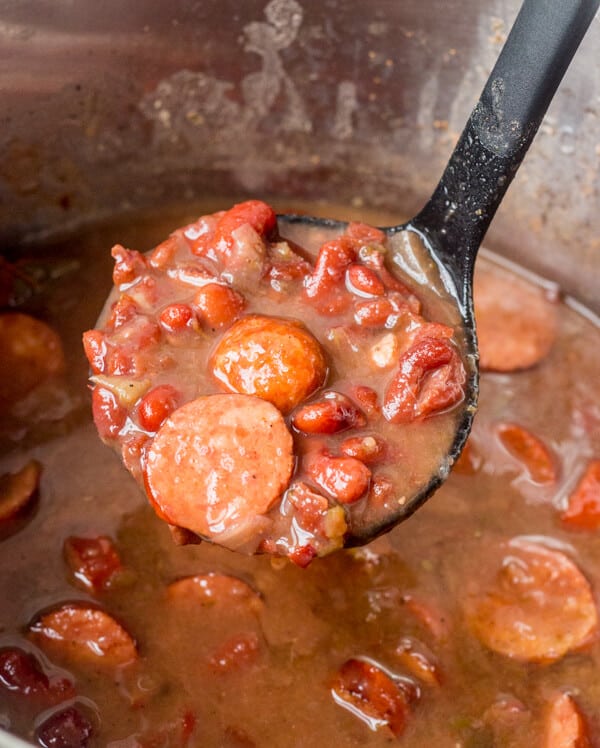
[[85, 0, 599, 564]]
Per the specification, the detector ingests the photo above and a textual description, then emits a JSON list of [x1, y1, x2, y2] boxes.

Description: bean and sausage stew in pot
[[1, 200, 599, 746]]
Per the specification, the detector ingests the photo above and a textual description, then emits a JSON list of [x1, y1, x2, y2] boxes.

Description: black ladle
[[278, 0, 599, 546]]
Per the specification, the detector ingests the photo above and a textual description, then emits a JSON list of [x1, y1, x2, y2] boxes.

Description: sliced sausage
[[331, 658, 413, 737], [210, 316, 327, 414], [0, 460, 41, 522], [474, 266, 558, 372], [144, 394, 294, 541], [464, 539, 598, 663], [167, 573, 261, 612], [0, 313, 64, 404], [29, 603, 137, 667]]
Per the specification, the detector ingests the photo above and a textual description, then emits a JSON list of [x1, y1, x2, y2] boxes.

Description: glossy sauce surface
[[1, 204, 599, 746]]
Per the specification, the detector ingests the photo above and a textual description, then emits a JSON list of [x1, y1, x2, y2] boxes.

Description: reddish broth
[[0, 204, 599, 747]]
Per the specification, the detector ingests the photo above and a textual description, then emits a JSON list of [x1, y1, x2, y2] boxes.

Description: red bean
[[91, 387, 127, 439], [138, 384, 182, 432], [111, 244, 147, 286], [63, 536, 123, 593], [340, 435, 387, 464], [193, 284, 246, 329], [346, 264, 385, 297], [159, 304, 196, 333], [306, 453, 371, 504], [292, 392, 366, 434]]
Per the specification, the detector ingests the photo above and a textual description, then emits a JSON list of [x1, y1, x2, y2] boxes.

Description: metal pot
[[0, 2, 598, 745]]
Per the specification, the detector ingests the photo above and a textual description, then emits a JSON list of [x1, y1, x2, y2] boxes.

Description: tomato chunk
[[383, 336, 465, 423], [0, 647, 74, 704], [464, 539, 598, 663], [63, 536, 123, 592], [35, 705, 94, 748], [331, 658, 413, 736], [560, 460, 600, 530]]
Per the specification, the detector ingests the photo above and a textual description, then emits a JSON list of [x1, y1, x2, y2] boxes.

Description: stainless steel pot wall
[[1, 1, 599, 311]]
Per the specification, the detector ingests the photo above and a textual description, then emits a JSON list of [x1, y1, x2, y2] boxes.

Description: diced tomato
[[346, 264, 385, 297], [286, 482, 329, 533], [214, 200, 277, 250], [0, 648, 74, 704], [367, 476, 395, 508], [106, 294, 139, 331], [182, 213, 223, 260], [82, 330, 108, 374], [345, 222, 386, 248], [306, 453, 371, 504], [63, 536, 123, 592], [159, 303, 197, 333], [208, 632, 260, 673], [560, 460, 600, 530], [331, 658, 413, 736], [91, 386, 127, 439], [496, 423, 557, 484], [148, 235, 180, 269], [35, 705, 93, 748], [303, 238, 356, 315], [383, 336, 465, 423], [193, 283, 246, 329], [288, 544, 318, 568], [292, 392, 365, 434], [138, 384, 182, 432], [111, 244, 147, 286]]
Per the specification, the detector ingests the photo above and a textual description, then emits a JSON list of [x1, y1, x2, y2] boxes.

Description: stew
[[0, 203, 599, 747]]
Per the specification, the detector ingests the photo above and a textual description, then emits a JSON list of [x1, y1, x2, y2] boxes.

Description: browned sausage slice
[[144, 394, 294, 544], [474, 266, 557, 372], [542, 693, 590, 748]]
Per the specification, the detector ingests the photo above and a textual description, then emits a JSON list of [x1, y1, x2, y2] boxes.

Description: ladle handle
[[413, 0, 599, 305]]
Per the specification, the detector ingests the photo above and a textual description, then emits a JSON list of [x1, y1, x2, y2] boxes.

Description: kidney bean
[[496, 423, 557, 484], [331, 658, 413, 737], [82, 330, 108, 375], [106, 294, 139, 332], [346, 264, 385, 297], [306, 453, 371, 504], [183, 213, 223, 260], [350, 385, 380, 417], [354, 293, 409, 329], [35, 705, 93, 748], [214, 200, 277, 252], [63, 536, 123, 593], [560, 460, 600, 530], [91, 386, 127, 440], [159, 303, 197, 333], [137, 384, 182, 432], [292, 392, 365, 434], [192, 283, 246, 329], [340, 435, 387, 465], [148, 235, 180, 269]]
